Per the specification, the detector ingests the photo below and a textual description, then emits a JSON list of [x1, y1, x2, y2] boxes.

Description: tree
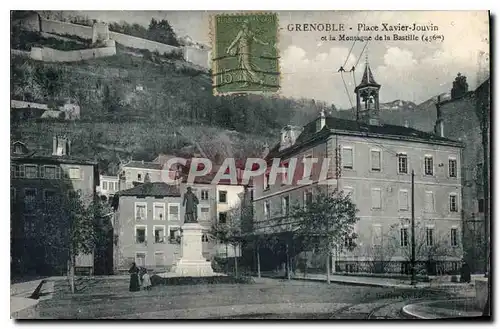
[[388, 222, 460, 279], [451, 73, 469, 99], [208, 206, 243, 277], [287, 189, 359, 284]]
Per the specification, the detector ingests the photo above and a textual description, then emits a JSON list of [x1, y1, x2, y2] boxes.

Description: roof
[[266, 116, 462, 159], [355, 62, 380, 91], [11, 153, 98, 166], [119, 182, 181, 197], [123, 161, 163, 170]]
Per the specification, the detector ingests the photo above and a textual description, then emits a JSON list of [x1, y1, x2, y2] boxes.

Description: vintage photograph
[[10, 10, 490, 319]]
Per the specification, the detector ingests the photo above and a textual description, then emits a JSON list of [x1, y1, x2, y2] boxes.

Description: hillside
[[338, 98, 441, 133], [11, 42, 329, 174]]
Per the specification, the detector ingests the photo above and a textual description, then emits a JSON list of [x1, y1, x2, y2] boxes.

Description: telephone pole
[[411, 169, 416, 285]]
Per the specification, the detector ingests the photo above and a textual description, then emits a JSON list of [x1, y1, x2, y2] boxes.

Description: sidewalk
[[10, 278, 46, 319], [256, 271, 475, 291], [402, 299, 483, 319]]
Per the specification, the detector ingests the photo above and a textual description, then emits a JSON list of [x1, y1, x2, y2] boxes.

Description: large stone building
[[252, 62, 464, 274], [10, 136, 99, 275], [435, 77, 490, 273]]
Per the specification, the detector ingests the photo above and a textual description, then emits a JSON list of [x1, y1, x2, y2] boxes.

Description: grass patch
[[150, 275, 254, 286]]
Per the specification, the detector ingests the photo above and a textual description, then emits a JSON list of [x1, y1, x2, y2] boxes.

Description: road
[[36, 277, 454, 319]]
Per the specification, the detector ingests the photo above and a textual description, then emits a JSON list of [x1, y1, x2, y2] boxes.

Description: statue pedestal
[[170, 223, 215, 277]]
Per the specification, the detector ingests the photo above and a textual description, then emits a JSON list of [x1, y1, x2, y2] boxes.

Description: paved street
[[36, 277, 455, 319]]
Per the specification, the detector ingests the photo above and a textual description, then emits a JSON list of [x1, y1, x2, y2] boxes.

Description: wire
[[341, 72, 355, 111]]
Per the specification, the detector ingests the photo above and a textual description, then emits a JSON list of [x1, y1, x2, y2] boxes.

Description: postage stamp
[[211, 12, 280, 95]]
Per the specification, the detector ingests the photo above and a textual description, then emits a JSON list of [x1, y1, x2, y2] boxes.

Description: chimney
[[316, 109, 326, 132], [434, 95, 445, 137], [52, 135, 71, 156]]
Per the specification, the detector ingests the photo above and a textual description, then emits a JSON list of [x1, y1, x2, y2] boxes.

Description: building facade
[[11, 136, 99, 275], [97, 174, 119, 200], [435, 78, 490, 273], [252, 62, 464, 275]]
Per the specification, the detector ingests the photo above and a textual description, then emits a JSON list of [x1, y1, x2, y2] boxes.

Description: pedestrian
[[460, 260, 471, 283], [142, 271, 152, 291], [128, 262, 140, 292]]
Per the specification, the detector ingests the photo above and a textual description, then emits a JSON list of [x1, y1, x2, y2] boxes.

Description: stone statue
[[182, 187, 199, 223]]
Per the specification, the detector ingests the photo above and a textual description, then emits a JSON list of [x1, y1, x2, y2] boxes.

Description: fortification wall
[[109, 31, 180, 55], [30, 45, 116, 62], [10, 100, 49, 110], [40, 18, 93, 40], [183, 46, 211, 69]]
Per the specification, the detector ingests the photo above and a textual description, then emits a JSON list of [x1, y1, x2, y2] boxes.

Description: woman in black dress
[[129, 262, 140, 292]]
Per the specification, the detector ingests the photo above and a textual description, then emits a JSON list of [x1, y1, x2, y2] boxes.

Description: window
[[398, 154, 408, 174], [426, 228, 434, 246], [372, 225, 382, 246], [478, 199, 485, 213], [168, 226, 180, 242], [154, 252, 165, 267], [424, 156, 433, 176], [24, 189, 37, 212], [371, 188, 381, 209], [137, 173, 143, 181], [68, 167, 81, 179], [282, 195, 290, 216], [13, 164, 25, 178], [202, 233, 209, 242], [344, 236, 354, 248], [399, 190, 409, 211], [219, 190, 227, 203], [304, 190, 313, 209], [114, 182, 119, 191], [201, 189, 209, 201], [400, 228, 409, 247], [342, 147, 353, 169], [102, 181, 108, 190], [425, 191, 434, 212], [126, 170, 131, 181], [451, 228, 458, 247], [449, 194, 458, 212], [135, 226, 146, 243], [135, 253, 146, 267], [25, 165, 38, 179], [154, 203, 165, 220], [199, 206, 210, 221], [281, 162, 290, 185], [218, 212, 228, 224], [264, 201, 271, 220], [135, 203, 147, 220], [370, 150, 381, 172], [44, 190, 57, 205], [154, 226, 165, 243], [264, 173, 270, 190], [168, 204, 180, 221], [42, 165, 60, 179], [476, 163, 484, 183], [449, 158, 457, 178]]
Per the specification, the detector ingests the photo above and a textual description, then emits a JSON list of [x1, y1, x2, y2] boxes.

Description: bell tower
[[355, 55, 381, 125]]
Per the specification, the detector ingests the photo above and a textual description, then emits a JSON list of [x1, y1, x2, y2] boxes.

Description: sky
[[66, 10, 490, 108]]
